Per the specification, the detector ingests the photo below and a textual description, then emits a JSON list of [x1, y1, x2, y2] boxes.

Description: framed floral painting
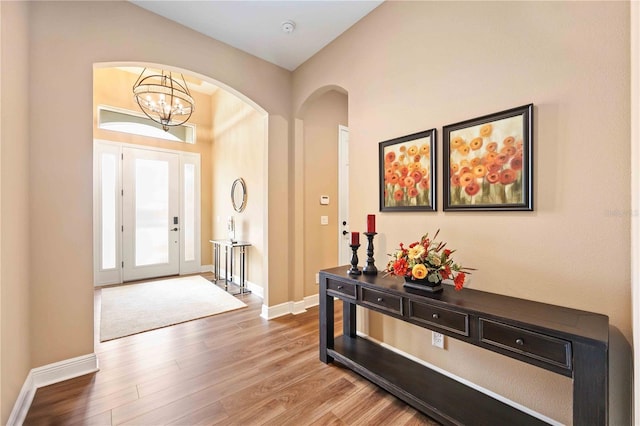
[[443, 104, 533, 211], [379, 129, 436, 212]]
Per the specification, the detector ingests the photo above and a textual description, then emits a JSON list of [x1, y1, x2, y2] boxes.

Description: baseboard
[[260, 293, 319, 320], [200, 264, 213, 273], [7, 353, 99, 426], [6, 373, 34, 426], [304, 294, 319, 309]]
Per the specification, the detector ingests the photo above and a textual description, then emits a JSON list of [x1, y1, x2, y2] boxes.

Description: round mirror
[[231, 178, 247, 212]]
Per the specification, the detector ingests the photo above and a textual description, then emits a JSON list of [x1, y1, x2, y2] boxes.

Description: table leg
[[319, 275, 334, 364], [224, 246, 229, 291]]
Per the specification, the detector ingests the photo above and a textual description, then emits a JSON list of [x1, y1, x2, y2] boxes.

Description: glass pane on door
[[101, 153, 117, 270], [184, 163, 196, 262], [135, 158, 169, 266]]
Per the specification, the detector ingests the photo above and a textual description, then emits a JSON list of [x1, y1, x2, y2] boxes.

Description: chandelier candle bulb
[[367, 214, 376, 233], [351, 232, 359, 246]]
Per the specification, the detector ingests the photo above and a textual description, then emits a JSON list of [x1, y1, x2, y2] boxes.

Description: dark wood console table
[[319, 266, 609, 425]]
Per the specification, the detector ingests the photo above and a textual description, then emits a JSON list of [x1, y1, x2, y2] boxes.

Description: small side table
[[210, 240, 251, 295]]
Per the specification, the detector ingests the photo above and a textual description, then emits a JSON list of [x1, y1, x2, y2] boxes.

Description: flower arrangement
[[386, 230, 473, 291]]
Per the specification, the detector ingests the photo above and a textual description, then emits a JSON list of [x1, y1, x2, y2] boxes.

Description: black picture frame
[[379, 129, 437, 212], [443, 104, 533, 211]]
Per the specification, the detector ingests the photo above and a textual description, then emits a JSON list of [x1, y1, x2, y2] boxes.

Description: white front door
[[122, 147, 180, 281]]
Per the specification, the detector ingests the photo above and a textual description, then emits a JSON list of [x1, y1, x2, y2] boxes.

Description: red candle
[[367, 214, 376, 233], [351, 232, 359, 245]]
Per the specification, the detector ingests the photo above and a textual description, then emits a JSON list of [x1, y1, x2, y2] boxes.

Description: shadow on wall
[[609, 326, 631, 425]]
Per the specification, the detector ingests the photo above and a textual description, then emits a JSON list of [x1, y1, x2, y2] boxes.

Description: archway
[[294, 85, 349, 309], [92, 62, 269, 341]]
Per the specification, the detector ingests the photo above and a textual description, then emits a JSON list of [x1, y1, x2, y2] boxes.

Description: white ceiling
[[130, 1, 384, 71]]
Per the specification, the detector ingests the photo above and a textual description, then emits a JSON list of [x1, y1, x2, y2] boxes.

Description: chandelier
[[132, 68, 195, 131]]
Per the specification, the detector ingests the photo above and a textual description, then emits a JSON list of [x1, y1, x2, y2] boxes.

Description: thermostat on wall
[[320, 195, 330, 205]]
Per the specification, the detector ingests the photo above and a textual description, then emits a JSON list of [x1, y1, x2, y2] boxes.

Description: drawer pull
[[337, 285, 343, 290], [432, 313, 439, 319], [515, 338, 524, 346], [377, 297, 384, 302]]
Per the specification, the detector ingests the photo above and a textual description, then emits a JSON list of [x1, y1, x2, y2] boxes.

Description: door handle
[[342, 230, 348, 235], [170, 227, 179, 231]]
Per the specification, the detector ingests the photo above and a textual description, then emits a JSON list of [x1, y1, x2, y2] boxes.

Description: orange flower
[[385, 151, 396, 163], [511, 156, 523, 170], [451, 174, 461, 187], [473, 165, 487, 178], [391, 161, 400, 171], [411, 170, 423, 182], [420, 144, 430, 156], [459, 172, 475, 187], [457, 144, 470, 156], [470, 137, 483, 150], [408, 162, 421, 172], [487, 163, 502, 174], [486, 172, 500, 183], [399, 154, 406, 162], [460, 159, 470, 168], [407, 145, 419, 156], [404, 176, 416, 188], [501, 145, 517, 156], [400, 166, 409, 176], [399, 145, 406, 152], [451, 136, 464, 149], [486, 142, 498, 152], [503, 136, 515, 146], [394, 189, 404, 201], [499, 169, 517, 185], [420, 167, 428, 177], [495, 153, 509, 166], [450, 163, 459, 174], [419, 178, 430, 190], [408, 187, 419, 198], [485, 152, 498, 164], [459, 166, 471, 175], [414, 155, 421, 163], [480, 124, 493, 137], [465, 180, 480, 196], [470, 157, 481, 167]]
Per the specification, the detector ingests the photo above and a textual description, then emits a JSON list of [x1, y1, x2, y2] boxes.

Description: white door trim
[[631, 2, 639, 423], [338, 125, 350, 265]]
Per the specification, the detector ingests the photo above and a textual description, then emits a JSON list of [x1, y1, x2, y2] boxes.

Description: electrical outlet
[[315, 273, 319, 284], [432, 332, 444, 349]]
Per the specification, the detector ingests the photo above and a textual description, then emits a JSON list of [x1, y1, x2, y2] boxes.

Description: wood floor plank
[[24, 275, 440, 425]]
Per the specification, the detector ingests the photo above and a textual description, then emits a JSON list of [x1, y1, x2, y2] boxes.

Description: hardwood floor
[[24, 274, 439, 425]]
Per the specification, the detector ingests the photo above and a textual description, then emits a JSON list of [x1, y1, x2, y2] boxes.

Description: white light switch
[[320, 216, 329, 225]]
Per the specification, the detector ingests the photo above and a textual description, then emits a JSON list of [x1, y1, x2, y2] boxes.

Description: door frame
[[93, 139, 201, 286], [338, 125, 350, 265]]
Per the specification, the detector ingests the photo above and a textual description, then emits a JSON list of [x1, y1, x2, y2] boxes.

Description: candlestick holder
[[348, 244, 362, 275], [363, 232, 378, 275]]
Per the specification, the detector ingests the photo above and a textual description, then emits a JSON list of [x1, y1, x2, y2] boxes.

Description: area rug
[[100, 275, 247, 341]]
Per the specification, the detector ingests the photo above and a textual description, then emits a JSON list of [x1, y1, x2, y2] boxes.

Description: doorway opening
[[93, 141, 201, 284]]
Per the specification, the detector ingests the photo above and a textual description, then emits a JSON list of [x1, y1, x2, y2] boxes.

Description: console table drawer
[[480, 319, 572, 370], [408, 301, 469, 336], [326, 279, 356, 299], [360, 287, 402, 315]]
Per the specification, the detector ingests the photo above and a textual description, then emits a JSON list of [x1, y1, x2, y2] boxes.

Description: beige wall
[[211, 89, 265, 289], [292, 2, 631, 424], [26, 0, 291, 371], [93, 67, 214, 265], [300, 90, 348, 297], [0, 2, 31, 423]]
